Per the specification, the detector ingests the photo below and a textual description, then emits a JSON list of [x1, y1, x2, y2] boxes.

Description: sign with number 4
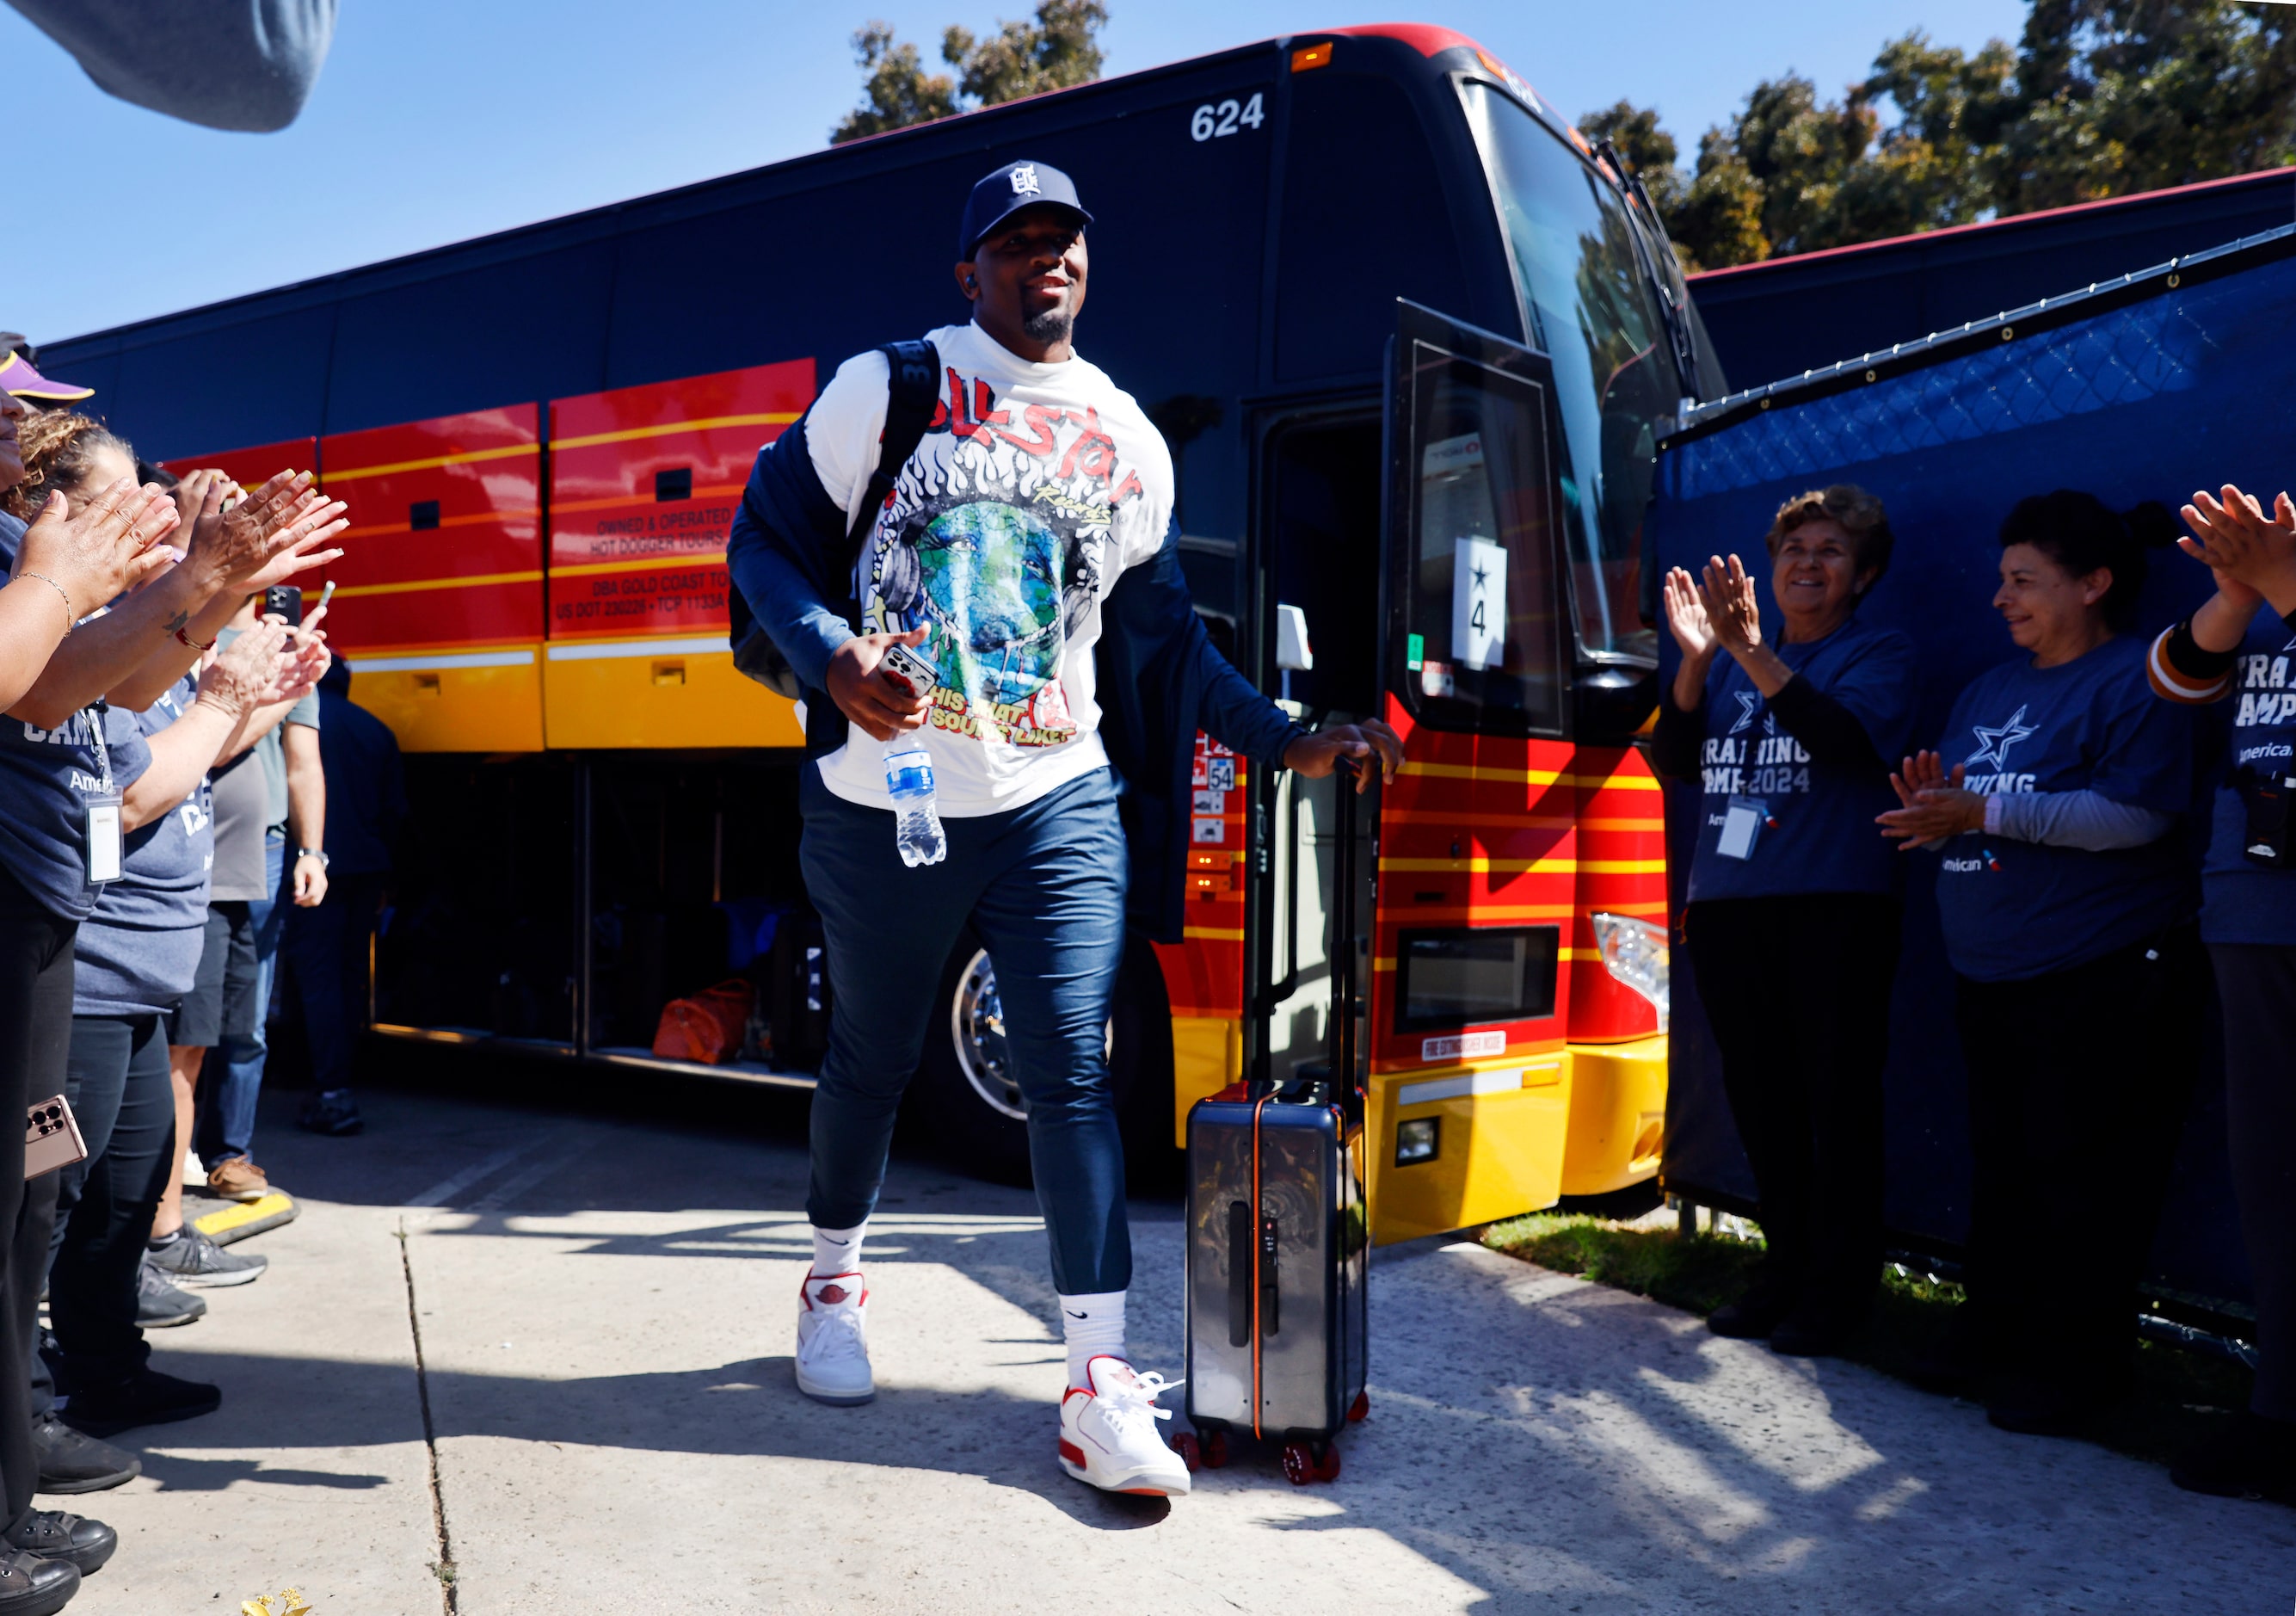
[[1452, 537, 1507, 671], [1191, 93, 1265, 140]]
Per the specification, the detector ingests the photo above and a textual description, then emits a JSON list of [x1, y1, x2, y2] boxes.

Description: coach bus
[[42, 23, 1721, 1243]]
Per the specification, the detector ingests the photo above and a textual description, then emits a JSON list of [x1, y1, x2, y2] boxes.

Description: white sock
[[810, 1221, 866, 1278], [1059, 1290, 1127, 1387]]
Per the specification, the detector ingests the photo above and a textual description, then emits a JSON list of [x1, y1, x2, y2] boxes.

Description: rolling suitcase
[[1179, 759, 1370, 1484]]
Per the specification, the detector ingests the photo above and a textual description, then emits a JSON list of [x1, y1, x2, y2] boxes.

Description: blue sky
[[3, 0, 2028, 342]]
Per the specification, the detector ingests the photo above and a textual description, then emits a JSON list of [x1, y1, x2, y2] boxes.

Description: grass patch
[[1483, 1212, 2258, 1472]]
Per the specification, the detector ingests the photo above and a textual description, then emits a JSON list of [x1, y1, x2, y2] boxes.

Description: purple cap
[[0, 350, 92, 403]]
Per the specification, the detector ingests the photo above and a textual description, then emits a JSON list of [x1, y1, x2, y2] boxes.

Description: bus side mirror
[[1275, 603, 1315, 672]]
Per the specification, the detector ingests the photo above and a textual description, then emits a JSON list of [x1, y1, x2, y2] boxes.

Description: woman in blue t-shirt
[[46, 635, 295, 1451], [2145, 481, 2296, 1501], [1653, 484, 1916, 1354], [1880, 490, 2201, 1435]]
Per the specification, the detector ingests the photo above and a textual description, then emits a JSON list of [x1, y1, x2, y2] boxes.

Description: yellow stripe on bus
[[1377, 856, 1666, 874], [549, 413, 802, 452], [550, 485, 742, 517], [323, 442, 540, 483], [1181, 926, 1245, 942], [1381, 809, 1664, 832], [1396, 762, 1662, 792], [551, 553, 727, 580], [328, 569, 545, 600], [341, 507, 539, 540]]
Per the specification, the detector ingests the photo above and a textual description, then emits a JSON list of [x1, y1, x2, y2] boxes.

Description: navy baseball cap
[[957, 159, 1092, 261]]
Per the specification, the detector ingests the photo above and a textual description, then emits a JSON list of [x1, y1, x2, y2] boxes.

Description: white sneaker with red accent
[[1057, 1355, 1191, 1496], [795, 1273, 875, 1406]]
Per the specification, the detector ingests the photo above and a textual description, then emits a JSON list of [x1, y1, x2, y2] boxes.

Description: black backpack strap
[[833, 338, 941, 583]]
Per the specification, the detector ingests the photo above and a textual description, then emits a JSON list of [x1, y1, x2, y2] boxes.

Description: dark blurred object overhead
[[6, 0, 336, 133]]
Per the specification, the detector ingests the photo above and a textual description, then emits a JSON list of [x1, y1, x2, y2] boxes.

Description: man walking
[[727, 159, 1397, 1497]]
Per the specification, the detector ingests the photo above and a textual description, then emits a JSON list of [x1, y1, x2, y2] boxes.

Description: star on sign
[[1471, 561, 1490, 591], [1963, 704, 2036, 771]]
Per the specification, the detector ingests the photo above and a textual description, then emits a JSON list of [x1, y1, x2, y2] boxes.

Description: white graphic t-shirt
[[809, 321, 1175, 815]]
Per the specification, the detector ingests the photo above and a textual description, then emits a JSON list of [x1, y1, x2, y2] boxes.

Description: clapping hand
[[1700, 553, 1764, 657], [1876, 749, 1984, 850], [14, 477, 180, 620], [187, 471, 349, 595], [2179, 484, 2296, 612], [194, 617, 292, 719], [1661, 566, 1718, 660]]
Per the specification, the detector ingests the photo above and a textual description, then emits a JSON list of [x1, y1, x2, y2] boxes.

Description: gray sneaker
[[133, 1261, 206, 1328], [145, 1229, 266, 1289]]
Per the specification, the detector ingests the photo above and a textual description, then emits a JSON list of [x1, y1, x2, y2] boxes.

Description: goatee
[[1021, 306, 1074, 345]]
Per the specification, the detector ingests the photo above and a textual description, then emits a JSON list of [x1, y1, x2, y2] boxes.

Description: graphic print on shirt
[[859, 367, 1150, 750], [1962, 705, 2038, 783], [2230, 633, 2296, 777], [1700, 700, 1807, 801]]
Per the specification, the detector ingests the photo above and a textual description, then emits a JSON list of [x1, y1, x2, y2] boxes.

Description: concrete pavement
[[53, 1075, 2296, 1613]]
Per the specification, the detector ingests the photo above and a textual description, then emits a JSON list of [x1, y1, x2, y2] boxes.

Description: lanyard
[[85, 704, 114, 793]]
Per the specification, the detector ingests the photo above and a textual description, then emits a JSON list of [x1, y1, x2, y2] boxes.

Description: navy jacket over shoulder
[[726, 410, 1300, 945]]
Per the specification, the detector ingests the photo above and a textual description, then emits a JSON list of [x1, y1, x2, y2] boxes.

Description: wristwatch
[[297, 848, 329, 869]]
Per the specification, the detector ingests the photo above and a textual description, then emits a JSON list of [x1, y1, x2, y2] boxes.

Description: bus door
[[1248, 403, 1384, 1109], [1359, 299, 1580, 1243]]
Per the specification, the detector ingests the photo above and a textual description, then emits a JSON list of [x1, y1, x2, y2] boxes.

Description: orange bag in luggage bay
[[651, 979, 755, 1064]]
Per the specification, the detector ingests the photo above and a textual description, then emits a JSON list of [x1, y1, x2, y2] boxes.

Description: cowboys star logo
[[1008, 164, 1041, 197], [1964, 704, 2037, 771]]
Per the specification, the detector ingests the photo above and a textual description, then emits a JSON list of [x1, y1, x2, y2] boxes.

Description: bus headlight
[[1589, 912, 1669, 1031]]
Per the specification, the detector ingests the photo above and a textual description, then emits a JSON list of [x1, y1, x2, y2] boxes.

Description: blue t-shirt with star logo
[[1684, 614, 1917, 904], [1932, 634, 2197, 982]]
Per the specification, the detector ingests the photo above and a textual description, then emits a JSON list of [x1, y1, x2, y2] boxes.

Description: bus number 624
[[1191, 94, 1265, 141]]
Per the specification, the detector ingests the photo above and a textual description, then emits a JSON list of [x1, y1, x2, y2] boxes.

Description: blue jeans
[[799, 765, 1130, 1295], [200, 832, 285, 1164]]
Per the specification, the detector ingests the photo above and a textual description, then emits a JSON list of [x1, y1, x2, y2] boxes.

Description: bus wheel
[[908, 935, 1172, 1187]]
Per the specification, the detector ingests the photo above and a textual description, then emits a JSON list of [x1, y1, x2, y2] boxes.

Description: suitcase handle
[[1227, 1201, 1253, 1348]]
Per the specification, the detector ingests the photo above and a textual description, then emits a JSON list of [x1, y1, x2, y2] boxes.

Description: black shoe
[[2172, 1411, 2296, 1502], [4, 1510, 114, 1576], [0, 1550, 77, 1615], [1903, 1308, 1988, 1396], [1707, 1267, 1799, 1340], [32, 1412, 138, 1495], [1770, 1303, 1866, 1359], [297, 1088, 364, 1136], [1985, 1371, 2115, 1437], [60, 1367, 221, 1440]]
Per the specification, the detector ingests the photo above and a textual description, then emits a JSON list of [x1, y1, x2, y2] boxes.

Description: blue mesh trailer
[[1647, 224, 2296, 1327]]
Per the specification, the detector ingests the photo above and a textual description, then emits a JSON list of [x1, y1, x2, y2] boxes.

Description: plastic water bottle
[[883, 737, 946, 867]]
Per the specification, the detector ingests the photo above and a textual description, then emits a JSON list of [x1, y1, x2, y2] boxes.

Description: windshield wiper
[[1593, 138, 1710, 405]]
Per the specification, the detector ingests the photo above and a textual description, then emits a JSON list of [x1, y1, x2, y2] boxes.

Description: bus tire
[[908, 933, 1173, 1188]]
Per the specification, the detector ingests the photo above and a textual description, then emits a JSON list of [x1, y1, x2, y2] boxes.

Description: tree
[[832, 0, 1108, 145], [1581, 1, 2296, 268], [1580, 101, 1685, 219], [1988, 0, 2296, 212], [832, 23, 960, 144]]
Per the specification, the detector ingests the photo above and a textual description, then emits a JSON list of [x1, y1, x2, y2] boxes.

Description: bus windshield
[[1462, 82, 1679, 668]]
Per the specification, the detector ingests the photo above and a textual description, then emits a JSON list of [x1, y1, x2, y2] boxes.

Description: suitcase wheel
[[1202, 1428, 1229, 1469], [1173, 1432, 1200, 1473], [1347, 1391, 1370, 1423], [1281, 1440, 1341, 1486]]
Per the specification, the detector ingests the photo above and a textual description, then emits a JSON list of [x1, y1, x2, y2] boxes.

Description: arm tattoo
[[163, 610, 189, 636]]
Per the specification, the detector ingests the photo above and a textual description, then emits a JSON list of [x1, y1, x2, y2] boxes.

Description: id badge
[[1716, 796, 1768, 861], [84, 791, 123, 885], [2243, 771, 2293, 869]]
